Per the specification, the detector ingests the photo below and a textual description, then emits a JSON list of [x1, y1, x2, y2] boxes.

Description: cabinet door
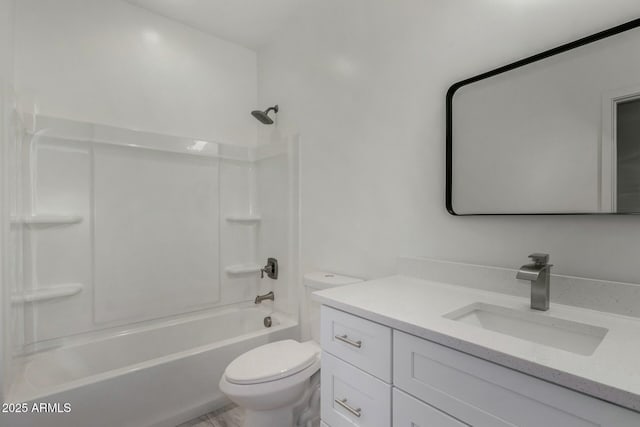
[[394, 330, 640, 427], [321, 351, 391, 427], [393, 389, 468, 427]]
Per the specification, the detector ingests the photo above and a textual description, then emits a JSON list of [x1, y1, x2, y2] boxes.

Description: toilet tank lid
[[303, 272, 363, 290]]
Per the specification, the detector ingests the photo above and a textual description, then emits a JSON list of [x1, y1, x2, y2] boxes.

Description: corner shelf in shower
[[225, 264, 262, 275], [11, 214, 83, 225], [11, 283, 84, 304], [225, 215, 262, 224]]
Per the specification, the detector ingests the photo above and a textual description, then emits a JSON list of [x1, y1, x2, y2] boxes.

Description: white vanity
[[313, 258, 640, 426]]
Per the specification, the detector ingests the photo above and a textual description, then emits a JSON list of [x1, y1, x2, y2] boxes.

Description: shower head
[[251, 105, 279, 125]]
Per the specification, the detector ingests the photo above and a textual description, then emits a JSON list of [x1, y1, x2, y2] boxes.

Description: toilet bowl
[[219, 340, 321, 427], [219, 272, 362, 427]]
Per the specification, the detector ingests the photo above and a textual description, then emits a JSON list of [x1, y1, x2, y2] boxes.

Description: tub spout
[[254, 291, 275, 304]]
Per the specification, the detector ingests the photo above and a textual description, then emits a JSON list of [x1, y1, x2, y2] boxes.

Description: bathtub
[[2, 304, 298, 427]]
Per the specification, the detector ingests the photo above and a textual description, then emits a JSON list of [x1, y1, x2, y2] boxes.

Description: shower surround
[[1, 114, 300, 427]]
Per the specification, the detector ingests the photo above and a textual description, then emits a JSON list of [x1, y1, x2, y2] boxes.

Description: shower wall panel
[[219, 159, 260, 305], [23, 137, 91, 344], [256, 138, 299, 318], [93, 144, 220, 324]]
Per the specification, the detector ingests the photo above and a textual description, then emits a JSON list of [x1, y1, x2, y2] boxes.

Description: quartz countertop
[[312, 275, 640, 412]]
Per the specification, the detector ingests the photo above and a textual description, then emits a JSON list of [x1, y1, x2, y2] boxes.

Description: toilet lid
[[225, 340, 318, 385]]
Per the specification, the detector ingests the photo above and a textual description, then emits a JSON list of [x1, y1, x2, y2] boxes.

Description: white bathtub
[[2, 304, 298, 427]]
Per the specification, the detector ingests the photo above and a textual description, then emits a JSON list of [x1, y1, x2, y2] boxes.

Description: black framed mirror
[[447, 18, 640, 215]]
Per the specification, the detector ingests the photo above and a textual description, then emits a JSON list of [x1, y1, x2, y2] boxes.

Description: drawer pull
[[335, 398, 362, 418], [335, 334, 362, 348]]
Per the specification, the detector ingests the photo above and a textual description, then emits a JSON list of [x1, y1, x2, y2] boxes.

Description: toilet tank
[[303, 272, 363, 343]]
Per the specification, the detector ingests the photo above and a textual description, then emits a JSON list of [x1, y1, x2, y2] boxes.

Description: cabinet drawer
[[321, 351, 391, 427], [394, 331, 640, 427], [393, 388, 466, 427], [321, 305, 392, 382]]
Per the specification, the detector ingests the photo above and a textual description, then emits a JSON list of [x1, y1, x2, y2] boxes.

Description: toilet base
[[219, 342, 322, 427]]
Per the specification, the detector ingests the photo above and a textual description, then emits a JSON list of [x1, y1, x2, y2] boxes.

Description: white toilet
[[219, 272, 362, 427]]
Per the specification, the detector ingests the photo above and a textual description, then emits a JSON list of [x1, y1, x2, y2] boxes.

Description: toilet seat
[[225, 340, 319, 385]]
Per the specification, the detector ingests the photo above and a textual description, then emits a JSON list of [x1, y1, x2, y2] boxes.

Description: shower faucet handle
[[261, 258, 278, 280]]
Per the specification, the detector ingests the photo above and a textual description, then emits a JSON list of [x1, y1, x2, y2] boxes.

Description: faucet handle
[[528, 253, 549, 267]]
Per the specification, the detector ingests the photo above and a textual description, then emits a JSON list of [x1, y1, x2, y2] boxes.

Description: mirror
[[447, 18, 640, 215]]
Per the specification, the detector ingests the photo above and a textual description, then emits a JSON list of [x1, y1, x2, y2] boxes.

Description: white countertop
[[312, 275, 640, 412]]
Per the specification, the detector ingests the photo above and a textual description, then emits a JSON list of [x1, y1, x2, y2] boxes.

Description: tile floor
[[176, 404, 244, 427]]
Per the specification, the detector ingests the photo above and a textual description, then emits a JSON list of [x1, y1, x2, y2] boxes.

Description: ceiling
[[125, 0, 307, 50]]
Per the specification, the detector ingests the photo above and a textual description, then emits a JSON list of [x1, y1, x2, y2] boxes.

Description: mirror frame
[[446, 17, 640, 216]]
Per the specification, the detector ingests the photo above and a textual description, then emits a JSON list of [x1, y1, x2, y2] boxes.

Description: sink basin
[[443, 303, 608, 356]]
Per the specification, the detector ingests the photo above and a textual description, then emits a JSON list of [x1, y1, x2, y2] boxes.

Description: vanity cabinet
[[320, 305, 392, 426], [320, 305, 640, 427], [395, 330, 638, 427]]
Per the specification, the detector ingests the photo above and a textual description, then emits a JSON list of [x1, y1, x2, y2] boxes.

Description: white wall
[[15, 0, 258, 146], [258, 0, 640, 284], [0, 0, 14, 403]]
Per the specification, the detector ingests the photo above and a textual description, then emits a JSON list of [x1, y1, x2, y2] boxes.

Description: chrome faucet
[[254, 291, 275, 304], [516, 253, 552, 311]]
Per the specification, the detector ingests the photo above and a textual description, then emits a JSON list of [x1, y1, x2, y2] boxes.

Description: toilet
[[219, 272, 362, 427]]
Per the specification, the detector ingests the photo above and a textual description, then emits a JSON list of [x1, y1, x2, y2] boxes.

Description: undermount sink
[[444, 303, 608, 356]]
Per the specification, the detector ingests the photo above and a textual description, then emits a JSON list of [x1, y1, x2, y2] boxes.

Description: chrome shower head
[[251, 105, 279, 125]]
